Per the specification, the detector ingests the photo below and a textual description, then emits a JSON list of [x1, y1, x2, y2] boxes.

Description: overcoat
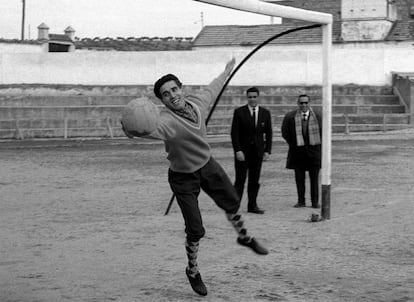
[[281, 109, 322, 170]]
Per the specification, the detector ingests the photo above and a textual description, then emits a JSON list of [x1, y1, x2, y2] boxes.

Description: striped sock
[[226, 212, 250, 240], [185, 239, 199, 278]]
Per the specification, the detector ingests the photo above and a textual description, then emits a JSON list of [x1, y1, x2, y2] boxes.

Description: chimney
[[341, 0, 397, 41], [409, 0, 414, 18], [64, 26, 75, 40], [37, 22, 49, 41]]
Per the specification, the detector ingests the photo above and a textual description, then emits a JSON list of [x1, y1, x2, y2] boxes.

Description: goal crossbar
[[194, 0, 332, 24]]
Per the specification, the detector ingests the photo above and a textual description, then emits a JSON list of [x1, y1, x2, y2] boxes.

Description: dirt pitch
[[1, 132, 413, 302]]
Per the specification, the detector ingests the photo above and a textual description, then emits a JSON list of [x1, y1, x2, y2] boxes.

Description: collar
[[170, 101, 201, 128], [248, 105, 259, 113], [174, 102, 192, 114]]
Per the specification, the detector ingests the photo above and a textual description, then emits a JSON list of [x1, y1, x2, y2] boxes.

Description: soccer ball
[[121, 97, 160, 136]]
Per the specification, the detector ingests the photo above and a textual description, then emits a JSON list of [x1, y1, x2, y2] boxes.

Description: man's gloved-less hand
[[236, 151, 245, 161]]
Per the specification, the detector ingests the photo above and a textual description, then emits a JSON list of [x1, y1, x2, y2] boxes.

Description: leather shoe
[[237, 237, 268, 255], [311, 204, 320, 209], [247, 207, 265, 214], [186, 268, 207, 296], [294, 203, 306, 208]]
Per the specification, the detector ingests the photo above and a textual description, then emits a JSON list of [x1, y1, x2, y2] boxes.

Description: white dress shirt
[[248, 105, 259, 127]]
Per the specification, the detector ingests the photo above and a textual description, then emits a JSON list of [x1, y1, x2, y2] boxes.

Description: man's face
[[159, 80, 185, 111], [247, 91, 259, 108], [297, 96, 310, 113]]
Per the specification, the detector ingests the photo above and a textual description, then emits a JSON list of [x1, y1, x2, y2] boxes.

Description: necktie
[[252, 108, 256, 128], [302, 113, 308, 141], [302, 113, 307, 121]]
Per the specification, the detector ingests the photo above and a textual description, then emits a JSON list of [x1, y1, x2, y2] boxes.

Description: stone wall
[[1, 44, 414, 86]]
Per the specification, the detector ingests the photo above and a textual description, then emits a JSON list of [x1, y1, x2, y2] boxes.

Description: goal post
[[321, 21, 332, 220], [194, 0, 333, 219]]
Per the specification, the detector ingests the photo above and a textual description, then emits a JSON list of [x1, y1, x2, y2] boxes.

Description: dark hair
[[153, 74, 182, 99], [298, 94, 310, 101], [246, 86, 260, 96]]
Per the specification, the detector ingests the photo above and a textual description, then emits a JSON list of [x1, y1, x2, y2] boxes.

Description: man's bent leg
[[168, 169, 207, 295], [200, 157, 268, 255], [200, 157, 240, 213]]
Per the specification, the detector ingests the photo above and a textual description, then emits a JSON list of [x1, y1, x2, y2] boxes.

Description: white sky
[[0, 0, 279, 39]]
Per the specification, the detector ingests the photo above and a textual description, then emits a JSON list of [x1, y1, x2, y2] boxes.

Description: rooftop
[[192, 22, 342, 47], [192, 0, 414, 47], [74, 36, 193, 51]]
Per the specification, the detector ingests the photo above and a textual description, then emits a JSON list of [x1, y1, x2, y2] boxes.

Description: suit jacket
[[281, 109, 322, 169], [231, 105, 272, 158]]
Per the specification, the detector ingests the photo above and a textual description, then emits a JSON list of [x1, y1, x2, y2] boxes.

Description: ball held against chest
[[121, 98, 160, 136]]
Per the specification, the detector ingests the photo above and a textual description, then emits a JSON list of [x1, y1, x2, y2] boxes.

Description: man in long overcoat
[[281, 94, 322, 208]]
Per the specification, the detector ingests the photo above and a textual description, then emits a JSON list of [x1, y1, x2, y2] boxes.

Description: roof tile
[[193, 22, 342, 47], [193, 0, 414, 47]]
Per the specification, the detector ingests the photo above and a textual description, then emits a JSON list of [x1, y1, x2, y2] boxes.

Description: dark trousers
[[234, 146, 263, 210], [294, 167, 320, 206], [168, 157, 240, 242]]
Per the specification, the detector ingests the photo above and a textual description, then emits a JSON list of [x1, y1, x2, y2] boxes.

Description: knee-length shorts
[[168, 156, 240, 242]]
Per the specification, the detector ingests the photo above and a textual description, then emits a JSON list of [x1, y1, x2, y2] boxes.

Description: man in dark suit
[[231, 87, 273, 214], [281, 94, 322, 208]]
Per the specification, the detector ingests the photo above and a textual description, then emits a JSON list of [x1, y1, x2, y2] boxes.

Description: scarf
[[295, 109, 321, 146], [174, 102, 198, 123]]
